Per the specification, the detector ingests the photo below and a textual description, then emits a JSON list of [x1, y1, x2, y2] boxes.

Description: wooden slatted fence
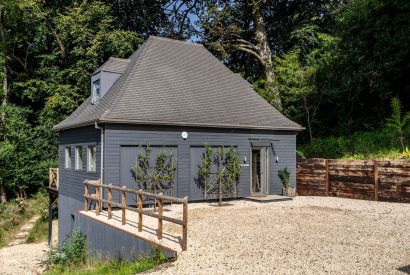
[[297, 159, 410, 202]]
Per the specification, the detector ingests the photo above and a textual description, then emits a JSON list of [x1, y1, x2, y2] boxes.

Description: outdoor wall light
[[181, 131, 188, 140], [276, 156, 279, 163], [244, 157, 247, 163]]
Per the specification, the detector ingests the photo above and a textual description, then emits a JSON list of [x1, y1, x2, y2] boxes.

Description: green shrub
[[43, 230, 87, 269], [278, 168, 291, 188], [0, 191, 48, 247], [299, 129, 409, 160], [44, 242, 167, 275]]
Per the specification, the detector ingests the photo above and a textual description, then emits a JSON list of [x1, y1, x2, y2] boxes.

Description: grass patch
[[43, 231, 166, 275], [45, 258, 159, 275], [26, 217, 49, 243], [0, 190, 48, 248]]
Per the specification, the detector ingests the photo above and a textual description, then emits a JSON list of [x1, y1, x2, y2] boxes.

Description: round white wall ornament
[[181, 131, 188, 140]]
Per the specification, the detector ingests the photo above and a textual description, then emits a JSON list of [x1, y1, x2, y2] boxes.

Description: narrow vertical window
[[92, 79, 101, 104], [87, 146, 97, 172], [65, 146, 72, 169], [75, 146, 83, 170]]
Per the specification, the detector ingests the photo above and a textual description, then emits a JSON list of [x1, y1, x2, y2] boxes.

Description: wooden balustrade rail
[[83, 179, 188, 250]]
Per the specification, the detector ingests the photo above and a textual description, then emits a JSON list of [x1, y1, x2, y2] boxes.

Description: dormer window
[[92, 79, 101, 104]]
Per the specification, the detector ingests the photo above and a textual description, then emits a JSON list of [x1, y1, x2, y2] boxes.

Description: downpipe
[[95, 121, 104, 201]]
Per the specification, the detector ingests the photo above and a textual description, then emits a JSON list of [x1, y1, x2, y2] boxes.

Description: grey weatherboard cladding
[[104, 124, 297, 201]]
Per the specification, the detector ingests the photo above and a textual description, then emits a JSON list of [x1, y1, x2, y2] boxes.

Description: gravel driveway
[[152, 197, 410, 275]]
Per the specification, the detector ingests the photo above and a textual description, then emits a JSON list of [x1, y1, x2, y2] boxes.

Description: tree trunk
[[0, 5, 7, 188], [248, 0, 282, 110], [0, 181, 6, 203], [250, 1, 272, 81], [0, 5, 7, 107]]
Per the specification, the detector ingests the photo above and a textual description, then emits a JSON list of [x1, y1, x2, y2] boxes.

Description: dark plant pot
[[282, 187, 295, 197]]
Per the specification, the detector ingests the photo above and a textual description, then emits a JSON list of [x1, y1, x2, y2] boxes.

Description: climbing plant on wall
[[151, 148, 177, 195], [133, 144, 176, 196], [197, 145, 242, 205], [133, 144, 151, 190]]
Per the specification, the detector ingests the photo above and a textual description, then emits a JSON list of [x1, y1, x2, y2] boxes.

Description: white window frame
[[65, 146, 72, 169], [91, 79, 101, 104], [87, 145, 97, 172], [75, 146, 83, 170]]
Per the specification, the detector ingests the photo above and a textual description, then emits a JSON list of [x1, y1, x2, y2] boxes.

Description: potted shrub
[[278, 168, 295, 197]]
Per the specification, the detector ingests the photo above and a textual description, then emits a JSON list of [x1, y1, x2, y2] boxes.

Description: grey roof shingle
[[93, 57, 130, 74], [54, 36, 303, 131]]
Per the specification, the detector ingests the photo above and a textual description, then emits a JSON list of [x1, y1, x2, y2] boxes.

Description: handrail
[[83, 179, 188, 251], [84, 180, 186, 203]]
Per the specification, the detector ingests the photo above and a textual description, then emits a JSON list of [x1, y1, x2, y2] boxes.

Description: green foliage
[[299, 130, 409, 160], [0, 191, 48, 247], [385, 97, 410, 149], [151, 148, 177, 192], [278, 168, 291, 188], [44, 230, 87, 269], [197, 145, 241, 205], [26, 216, 48, 243], [45, 241, 166, 275], [133, 144, 151, 189], [0, 0, 140, 199], [402, 147, 410, 159], [197, 144, 212, 186], [45, 257, 160, 275], [224, 146, 242, 187], [133, 145, 177, 195]]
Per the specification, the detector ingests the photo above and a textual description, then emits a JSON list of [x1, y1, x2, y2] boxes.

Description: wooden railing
[[83, 179, 188, 250], [49, 168, 59, 190]]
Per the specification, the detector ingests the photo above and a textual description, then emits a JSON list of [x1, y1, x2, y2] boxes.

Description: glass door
[[251, 147, 269, 195]]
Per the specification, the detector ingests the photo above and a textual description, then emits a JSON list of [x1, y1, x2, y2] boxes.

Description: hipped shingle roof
[[54, 36, 303, 131]]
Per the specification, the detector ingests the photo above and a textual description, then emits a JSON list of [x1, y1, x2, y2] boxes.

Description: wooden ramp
[[79, 207, 184, 253]]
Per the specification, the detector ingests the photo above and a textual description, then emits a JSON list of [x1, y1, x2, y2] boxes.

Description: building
[[53, 36, 302, 256]]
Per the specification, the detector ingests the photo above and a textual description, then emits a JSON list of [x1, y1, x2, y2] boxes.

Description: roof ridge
[[148, 35, 203, 47], [99, 39, 151, 121], [109, 57, 130, 62]]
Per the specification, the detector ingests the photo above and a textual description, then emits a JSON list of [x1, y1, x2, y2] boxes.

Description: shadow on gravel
[[397, 265, 410, 274]]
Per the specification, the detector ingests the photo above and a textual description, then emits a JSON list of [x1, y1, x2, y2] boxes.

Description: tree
[[199, 0, 281, 108], [386, 98, 410, 150], [197, 145, 241, 205], [314, 0, 410, 135], [0, 5, 7, 202], [133, 145, 177, 195]]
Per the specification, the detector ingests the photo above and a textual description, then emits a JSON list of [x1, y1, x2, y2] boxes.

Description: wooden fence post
[[84, 182, 89, 211], [325, 159, 329, 196], [138, 190, 143, 232], [95, 184, 100, 216], [374, 160, 379, 201], [108, 184, 112, 219], [182, 197, 188, 251], [121, 189, 126, 225], [157, 193, 163, 240]]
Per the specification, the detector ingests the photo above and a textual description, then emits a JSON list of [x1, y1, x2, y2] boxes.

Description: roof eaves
[[52, 120, 96, 131], [99, 118, 304, 131]]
